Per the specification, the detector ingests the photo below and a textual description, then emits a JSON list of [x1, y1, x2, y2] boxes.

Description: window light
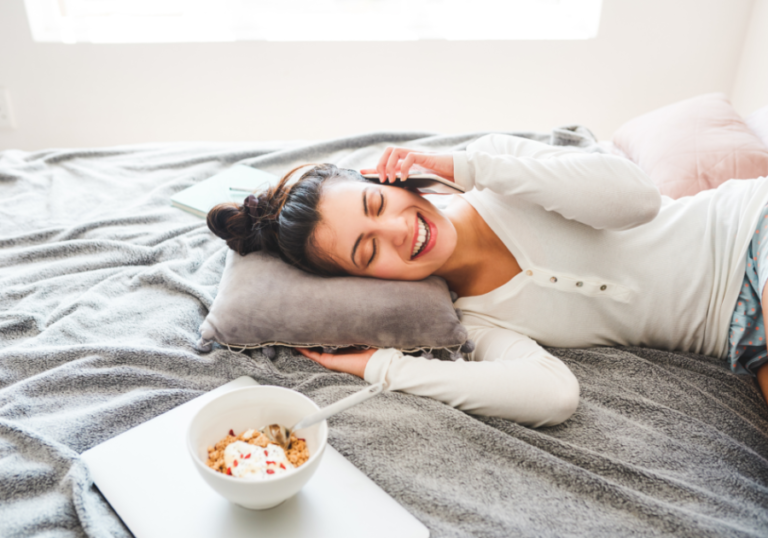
[[24, 0, 603, 43]]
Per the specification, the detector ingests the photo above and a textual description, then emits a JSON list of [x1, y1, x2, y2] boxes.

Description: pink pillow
[[613, 93, 768, 199], [746, 104, 768, 149]]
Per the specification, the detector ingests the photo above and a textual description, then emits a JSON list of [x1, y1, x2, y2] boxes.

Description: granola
[[205, 428, 309, 479]]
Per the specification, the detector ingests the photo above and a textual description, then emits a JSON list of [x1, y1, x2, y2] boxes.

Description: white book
[[171, 165, 280, 218]]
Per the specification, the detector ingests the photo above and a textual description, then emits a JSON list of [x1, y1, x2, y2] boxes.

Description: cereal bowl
[[187, 385, 328, 510]]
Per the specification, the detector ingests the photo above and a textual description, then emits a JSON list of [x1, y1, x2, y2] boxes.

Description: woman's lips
[[412, 213, 437, 260]]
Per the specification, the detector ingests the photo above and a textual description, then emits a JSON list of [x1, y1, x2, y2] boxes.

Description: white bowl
[[187, 385, 328, 510]]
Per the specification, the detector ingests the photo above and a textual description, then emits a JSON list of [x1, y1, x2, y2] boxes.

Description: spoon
[[261, 382, 384, 450]]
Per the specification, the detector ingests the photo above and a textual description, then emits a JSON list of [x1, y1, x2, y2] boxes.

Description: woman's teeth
[[412, 215, 430, 258]]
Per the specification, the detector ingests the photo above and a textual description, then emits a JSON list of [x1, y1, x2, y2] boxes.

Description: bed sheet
[[1, 129, 767, 538]]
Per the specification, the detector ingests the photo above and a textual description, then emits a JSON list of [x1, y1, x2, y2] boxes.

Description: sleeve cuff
[[363, 348, 401, 388], [452, 151, 473, 191]]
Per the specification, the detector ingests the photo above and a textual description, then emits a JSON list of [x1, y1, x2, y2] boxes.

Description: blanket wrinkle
[[67, 462, 133, 538], [1, 130, 767, 538]]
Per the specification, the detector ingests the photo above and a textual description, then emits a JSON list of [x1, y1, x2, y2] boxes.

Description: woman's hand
[[294, 347, 377, 379], [360, 146, 455, 184]]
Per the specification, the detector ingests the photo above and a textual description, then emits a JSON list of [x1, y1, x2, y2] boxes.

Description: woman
[[207, 134, 768, 428]]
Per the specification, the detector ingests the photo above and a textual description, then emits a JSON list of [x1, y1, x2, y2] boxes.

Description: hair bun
[[206, 203, 240, 242], [207, 194, 279, 256]]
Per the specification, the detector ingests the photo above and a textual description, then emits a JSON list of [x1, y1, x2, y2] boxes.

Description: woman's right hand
[[360, 146, 455, 184], [294, 347, 376, 379]]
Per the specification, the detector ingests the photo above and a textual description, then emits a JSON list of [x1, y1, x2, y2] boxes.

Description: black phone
[[360, 172, 465, 195]]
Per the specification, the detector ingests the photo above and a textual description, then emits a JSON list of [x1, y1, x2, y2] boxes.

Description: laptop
[[81, 376, 429, 538]]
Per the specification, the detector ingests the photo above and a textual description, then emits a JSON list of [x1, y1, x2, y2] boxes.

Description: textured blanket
[[1, 128, 767, 538]]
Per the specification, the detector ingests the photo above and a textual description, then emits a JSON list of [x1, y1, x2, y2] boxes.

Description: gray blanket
[[1, 128, 767, 538]]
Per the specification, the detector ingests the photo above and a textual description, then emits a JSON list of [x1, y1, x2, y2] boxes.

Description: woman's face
[[312, 180, 457, 280]]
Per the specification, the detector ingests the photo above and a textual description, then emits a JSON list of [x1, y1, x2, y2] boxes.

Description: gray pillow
[[198, 250, 471, 356]]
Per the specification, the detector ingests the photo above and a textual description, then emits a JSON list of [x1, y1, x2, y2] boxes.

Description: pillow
[[613, 93, 768, 199], [746, 104, 768, 149], [198, 250, 471, 356]]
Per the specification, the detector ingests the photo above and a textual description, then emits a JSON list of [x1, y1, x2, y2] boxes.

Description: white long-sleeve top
[[363, 134, 768, 428]]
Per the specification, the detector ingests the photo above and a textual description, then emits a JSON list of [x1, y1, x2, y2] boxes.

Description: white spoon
[[261, 382, 384, 450]]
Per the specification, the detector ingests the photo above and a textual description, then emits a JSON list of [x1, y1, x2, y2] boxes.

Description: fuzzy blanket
[[1, 128, 767, 538]]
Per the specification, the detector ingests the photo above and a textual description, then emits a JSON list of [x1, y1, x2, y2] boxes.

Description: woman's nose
[[375, 215, 409, 247]]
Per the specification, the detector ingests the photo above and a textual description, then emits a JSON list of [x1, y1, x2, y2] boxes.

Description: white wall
[[732, 0, 768, 117], [0, 0, 756, 150]]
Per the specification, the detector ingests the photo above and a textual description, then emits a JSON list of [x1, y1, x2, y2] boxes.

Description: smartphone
[[360, 172, 465, 195]]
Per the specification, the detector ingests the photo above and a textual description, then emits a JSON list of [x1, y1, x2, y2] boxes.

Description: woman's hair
[[206, 163, 364, 275]]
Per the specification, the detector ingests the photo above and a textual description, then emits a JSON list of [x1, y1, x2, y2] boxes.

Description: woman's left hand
[[360, 146, 455, 184], [294, 347, 377, 379]]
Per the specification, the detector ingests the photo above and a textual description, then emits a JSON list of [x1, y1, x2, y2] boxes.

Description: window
[[24, 0, 603, 43]]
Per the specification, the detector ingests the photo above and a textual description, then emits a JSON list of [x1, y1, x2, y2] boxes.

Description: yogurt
[[223, 440, 295, 479]]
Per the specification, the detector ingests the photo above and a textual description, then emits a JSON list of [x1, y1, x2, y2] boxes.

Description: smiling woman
[[207, 133, 768, 428]]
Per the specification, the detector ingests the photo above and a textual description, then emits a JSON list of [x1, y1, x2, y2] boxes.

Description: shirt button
[[600, 284, 607, 291], [576, 281, 583, 287], [550, 276, 558, 283], [525, 270, 533, 276]]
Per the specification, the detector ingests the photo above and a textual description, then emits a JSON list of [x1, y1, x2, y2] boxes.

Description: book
[[171, 165, 280, 218], [360, 172, 465, 195]]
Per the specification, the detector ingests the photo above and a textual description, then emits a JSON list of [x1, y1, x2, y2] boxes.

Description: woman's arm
[[298, 328, 580, 428], [454, 134, 661, 231]]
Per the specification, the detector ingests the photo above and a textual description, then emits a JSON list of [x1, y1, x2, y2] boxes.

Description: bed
[[1, 127, 767, 538]]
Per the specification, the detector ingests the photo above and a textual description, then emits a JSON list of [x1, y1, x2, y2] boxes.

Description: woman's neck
[[434, 197, 493, 293], [434, 196, 521, 298]]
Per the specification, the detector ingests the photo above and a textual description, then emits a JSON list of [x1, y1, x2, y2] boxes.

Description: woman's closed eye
[[351, 189, 385, 269], [376, 191, 385, 216], [362, 188, 385, 217], [368, 192, 386, 266], [367, 239, 376, 267]]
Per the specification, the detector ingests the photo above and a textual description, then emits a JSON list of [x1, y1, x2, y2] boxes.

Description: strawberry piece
[[264, 450, 268, 456], [226, 467, 232, 475], [233, 460, 239, 467], [244, 453, 251, 459], [266, 461, 275, 465], [229, 429, 235, 436], [266, 469, 274, 475], [280, 463, 286, 470]]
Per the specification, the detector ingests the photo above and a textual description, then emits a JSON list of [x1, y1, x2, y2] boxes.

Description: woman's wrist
[[452, 151, 472, 190], [364, 348, 401, 384]]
